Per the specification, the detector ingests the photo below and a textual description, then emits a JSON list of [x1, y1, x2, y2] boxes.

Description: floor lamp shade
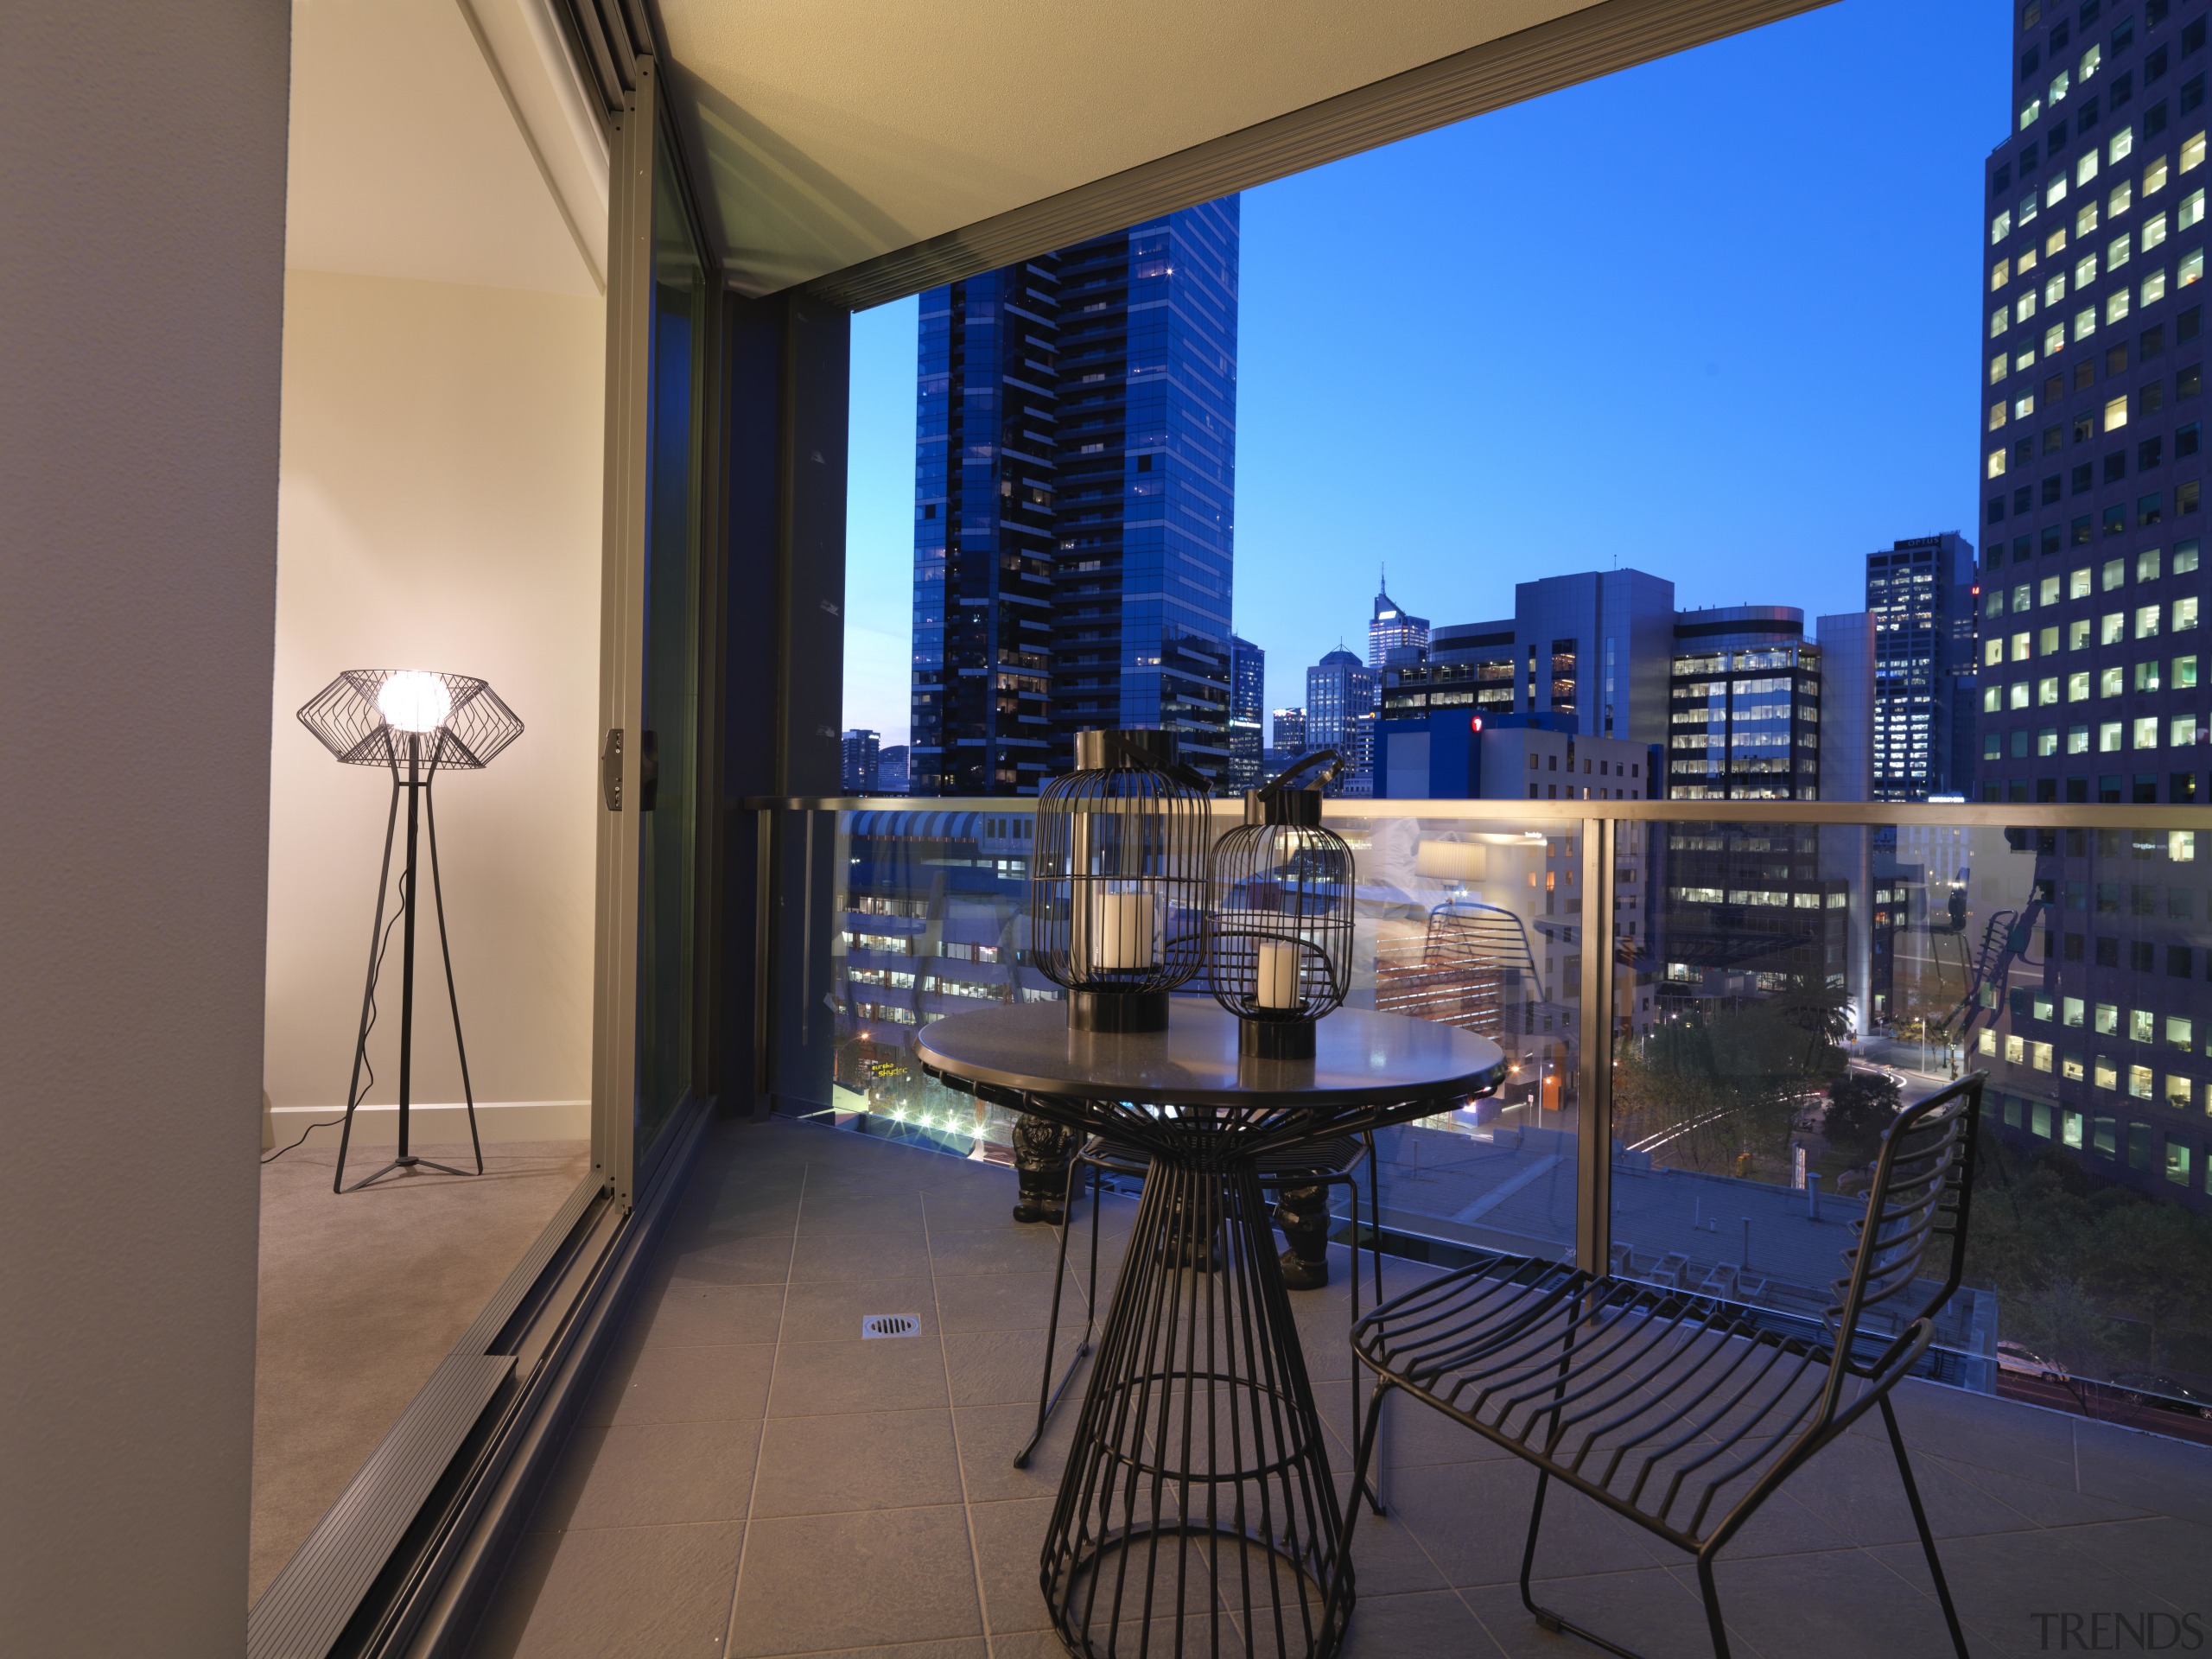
[[299, 668, 524, 769], [1028, 729, 1211, 1033], [297, 668, 522, 1192]]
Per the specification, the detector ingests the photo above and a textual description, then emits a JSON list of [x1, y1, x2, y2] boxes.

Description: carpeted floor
[[251, 1136, 593, 1602]]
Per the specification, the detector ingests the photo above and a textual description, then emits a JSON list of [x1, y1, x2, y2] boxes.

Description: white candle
[[1255, 939, 1300, 1009], [1089, 891, 1155, 971]]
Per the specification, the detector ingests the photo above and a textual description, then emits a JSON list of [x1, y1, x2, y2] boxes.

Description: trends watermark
[[2030, 1612, 2206, 1651]]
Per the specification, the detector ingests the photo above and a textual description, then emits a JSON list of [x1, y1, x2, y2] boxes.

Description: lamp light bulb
[[378, 671, 452, 734]]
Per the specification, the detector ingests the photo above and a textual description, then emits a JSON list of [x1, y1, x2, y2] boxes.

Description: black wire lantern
[[1208, 751, 1355, 1059], [1030, 729, 1211, 1032]]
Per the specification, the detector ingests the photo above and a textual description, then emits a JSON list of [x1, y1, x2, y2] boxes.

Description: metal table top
[[917, 998, 1506, 1110]]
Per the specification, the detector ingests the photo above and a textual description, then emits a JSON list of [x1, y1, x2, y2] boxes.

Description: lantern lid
[[1071, 728, 1181, 771], [1246, 749, 1343, 825]]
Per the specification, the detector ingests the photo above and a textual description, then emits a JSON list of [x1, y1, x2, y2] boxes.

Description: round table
[[918, 1000, 1506, 1659]]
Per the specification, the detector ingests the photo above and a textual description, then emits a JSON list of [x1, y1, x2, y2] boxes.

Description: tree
[[1822, 1071, 1902, 1166], [2084, 1200, 2212, 1370]]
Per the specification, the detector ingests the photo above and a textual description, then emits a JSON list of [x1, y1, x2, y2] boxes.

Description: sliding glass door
[[594, 58, 714, 1204]]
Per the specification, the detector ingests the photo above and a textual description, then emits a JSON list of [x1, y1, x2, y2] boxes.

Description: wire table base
[[918, 1001, 1506, 1659], [1043, 1143, 1345, 1659]]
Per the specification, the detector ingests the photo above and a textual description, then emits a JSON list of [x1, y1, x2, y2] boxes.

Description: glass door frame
[[592, 54, 724, 1209]]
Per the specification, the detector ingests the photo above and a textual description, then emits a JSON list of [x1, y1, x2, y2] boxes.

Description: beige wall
[[2, 3, 289, 1649], [266, 269, 602, 1143]]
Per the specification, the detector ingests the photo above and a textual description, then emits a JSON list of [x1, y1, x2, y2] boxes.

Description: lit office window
[[2107, 394, 2131, 429], [2134, 715, 2161, 747], [1993, 257, 2013, 289], [2069, 724, 2091, 752], [2069, 671, 2091, 700], [2075, 304, 2098, 340], [2101, 720, 2125, 750], [2145, 210, 2171, 250], [2146, 155, 2171, 195], [2138, 604, 2163, 637]]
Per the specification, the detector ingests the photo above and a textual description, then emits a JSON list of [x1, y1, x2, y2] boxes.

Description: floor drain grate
[[861, 1313, 920, 1339]]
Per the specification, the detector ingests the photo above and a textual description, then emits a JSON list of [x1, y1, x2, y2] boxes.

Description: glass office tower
[[1368, 579, 1430, 668], [1975, 0, 2212, 1201], [1866, 532, 1977, 801], [1978, 4, 2207, 810], [909, 200, 1239, 795], [1228, 633, 1264, 789]]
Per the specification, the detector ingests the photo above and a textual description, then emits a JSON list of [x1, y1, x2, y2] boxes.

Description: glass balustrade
[[753, 796, 2212, 1440]]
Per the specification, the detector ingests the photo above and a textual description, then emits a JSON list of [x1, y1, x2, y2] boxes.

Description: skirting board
[[267, 1099, 590, 1145]]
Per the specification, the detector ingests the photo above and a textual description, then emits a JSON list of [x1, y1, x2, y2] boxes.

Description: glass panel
[[1615, 815, 2212, 1426], [774, 804, 1577, 1267], [1329, 810, 1579, 1266], [636, 128, 705, 1154]]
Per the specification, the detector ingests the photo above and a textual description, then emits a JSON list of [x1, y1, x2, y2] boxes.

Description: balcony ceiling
[[658, 0, 1826, 300]]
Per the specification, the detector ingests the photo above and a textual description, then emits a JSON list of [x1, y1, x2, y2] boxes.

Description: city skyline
[[844, 0, 2011, 747]]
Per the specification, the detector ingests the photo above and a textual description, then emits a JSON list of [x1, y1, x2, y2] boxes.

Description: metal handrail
[[740, 794, 2212, 828]]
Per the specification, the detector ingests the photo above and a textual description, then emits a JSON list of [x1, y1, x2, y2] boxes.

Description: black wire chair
[[1014, 1128, 1388, 1508], [1331, 1072, 1986, 1659]]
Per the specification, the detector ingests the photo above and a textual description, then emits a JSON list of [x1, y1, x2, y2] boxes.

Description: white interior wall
[[266, 270, 603, 1142], [3, 3, 289, 1647]]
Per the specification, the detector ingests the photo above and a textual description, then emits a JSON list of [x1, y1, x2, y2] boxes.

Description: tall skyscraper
[[908, 200, 1240, 796], [1305, 648, 1373, 751], [1227, 634, 1264, 790], [841, 728, 880, 793], [1866, 532, 1977, 800], [1271, 707, 1306, 755], [1974, 2, 2212, 1205], [1368, 575, 1430, 670]]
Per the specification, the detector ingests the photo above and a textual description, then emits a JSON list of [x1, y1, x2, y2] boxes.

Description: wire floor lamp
[[300, 670, 524, 1192]]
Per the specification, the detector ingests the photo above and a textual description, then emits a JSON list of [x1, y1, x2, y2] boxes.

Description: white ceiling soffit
[[286, 0, 607, 296], [658, 0, 1831, 303]]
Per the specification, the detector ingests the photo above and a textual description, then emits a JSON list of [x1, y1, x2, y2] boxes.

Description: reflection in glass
[[636, 127, 704, 1154]]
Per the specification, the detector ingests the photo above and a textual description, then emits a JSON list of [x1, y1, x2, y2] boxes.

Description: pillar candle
[[1255, 938, 1300, 1009], [1090, 890, 1155, 971]]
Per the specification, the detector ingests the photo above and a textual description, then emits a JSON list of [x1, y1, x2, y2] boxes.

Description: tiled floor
[[466, 1116, 2212, 1659]]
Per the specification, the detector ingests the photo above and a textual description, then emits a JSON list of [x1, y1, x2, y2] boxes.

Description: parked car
[[2111, 1372, 2212, 1419], [1995, 1340, 2069, 1382]]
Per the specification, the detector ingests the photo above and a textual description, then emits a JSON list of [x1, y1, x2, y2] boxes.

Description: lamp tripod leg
[[425, 779, 483, 1175], [335, 776, 404, 1194]]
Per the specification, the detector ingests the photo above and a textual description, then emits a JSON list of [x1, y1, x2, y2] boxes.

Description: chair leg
[[1346, 1173, 1385, 1517], [1365, 1131, 1383, 1306], [1694, 1552, 1735, 1659], [1516, 1469, 1669, 1659], [1321, 1364, 1394, 1636], [1013, 1154, 1085, 1469], [1880, 1393, 1973, 1658]]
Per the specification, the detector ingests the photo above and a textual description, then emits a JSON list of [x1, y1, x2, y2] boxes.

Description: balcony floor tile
[[466, 1116, 2212, 1659]]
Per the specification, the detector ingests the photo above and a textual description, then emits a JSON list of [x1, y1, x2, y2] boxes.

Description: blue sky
[[843, 0, 2013, 747]]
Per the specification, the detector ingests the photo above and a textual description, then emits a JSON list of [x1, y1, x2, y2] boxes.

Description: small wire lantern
[[1208, 751, 1355, 1059], [1030, 729, 1211, 1032]]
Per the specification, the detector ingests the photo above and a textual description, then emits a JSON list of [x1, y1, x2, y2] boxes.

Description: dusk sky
[[842, 0, 2012, 750]]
